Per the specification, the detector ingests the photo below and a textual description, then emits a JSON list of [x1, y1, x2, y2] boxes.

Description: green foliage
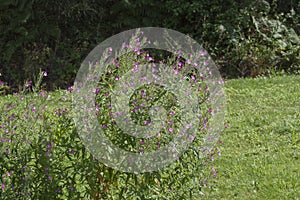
[[0, 0, 300, 90]]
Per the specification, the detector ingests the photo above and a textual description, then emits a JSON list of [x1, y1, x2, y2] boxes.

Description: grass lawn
[[206, 75, 300, 199], [1, 75, 299, 199]]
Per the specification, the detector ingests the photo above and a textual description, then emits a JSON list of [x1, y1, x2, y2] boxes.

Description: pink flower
[[201, 51, 207, 56], [43, 72, 48, 77], [68, 86, 73, 93], [1, 183, 4, 190], [212, 166, 216, 172], [25, 80, 32, 88]]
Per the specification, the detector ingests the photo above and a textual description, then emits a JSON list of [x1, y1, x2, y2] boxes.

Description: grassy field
[[206, 75, 300, 199], [1, 75, 299, 199]]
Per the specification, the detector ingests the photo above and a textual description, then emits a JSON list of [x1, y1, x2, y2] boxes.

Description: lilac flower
[[114, 59, 120, 67], [203, 120, 207, 130], [25, 80, 32, 88], [95, 88, 100, 95], [212, 166, 216, 172], [68, 86, 73, 93], [201, 51, 207, 56]]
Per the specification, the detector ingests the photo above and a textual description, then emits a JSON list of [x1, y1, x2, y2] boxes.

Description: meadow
[[0, 74, 299, 199]]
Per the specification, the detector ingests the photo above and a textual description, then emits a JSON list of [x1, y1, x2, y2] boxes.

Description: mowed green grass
[[205, 75, 300, 199]]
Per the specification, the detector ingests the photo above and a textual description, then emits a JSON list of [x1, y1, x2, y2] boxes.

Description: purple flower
[[95, 88, 100, 95], [68, 86, 73, 93], [212, 166, 216, 172], [203, 120, 207, 130], [25, 80, 32, 88], [9, 114, 15, 120], [43, 72, 48, 77], [201, 51, 207, 56], [68, 149, 75, 154], [1, 183, 4, 191]]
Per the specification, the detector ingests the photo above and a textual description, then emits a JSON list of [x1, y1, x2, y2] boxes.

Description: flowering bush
[[0, 32, 224, 199]]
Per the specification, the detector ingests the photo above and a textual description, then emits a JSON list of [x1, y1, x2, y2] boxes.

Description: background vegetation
[[0, 0, 299, 91]]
